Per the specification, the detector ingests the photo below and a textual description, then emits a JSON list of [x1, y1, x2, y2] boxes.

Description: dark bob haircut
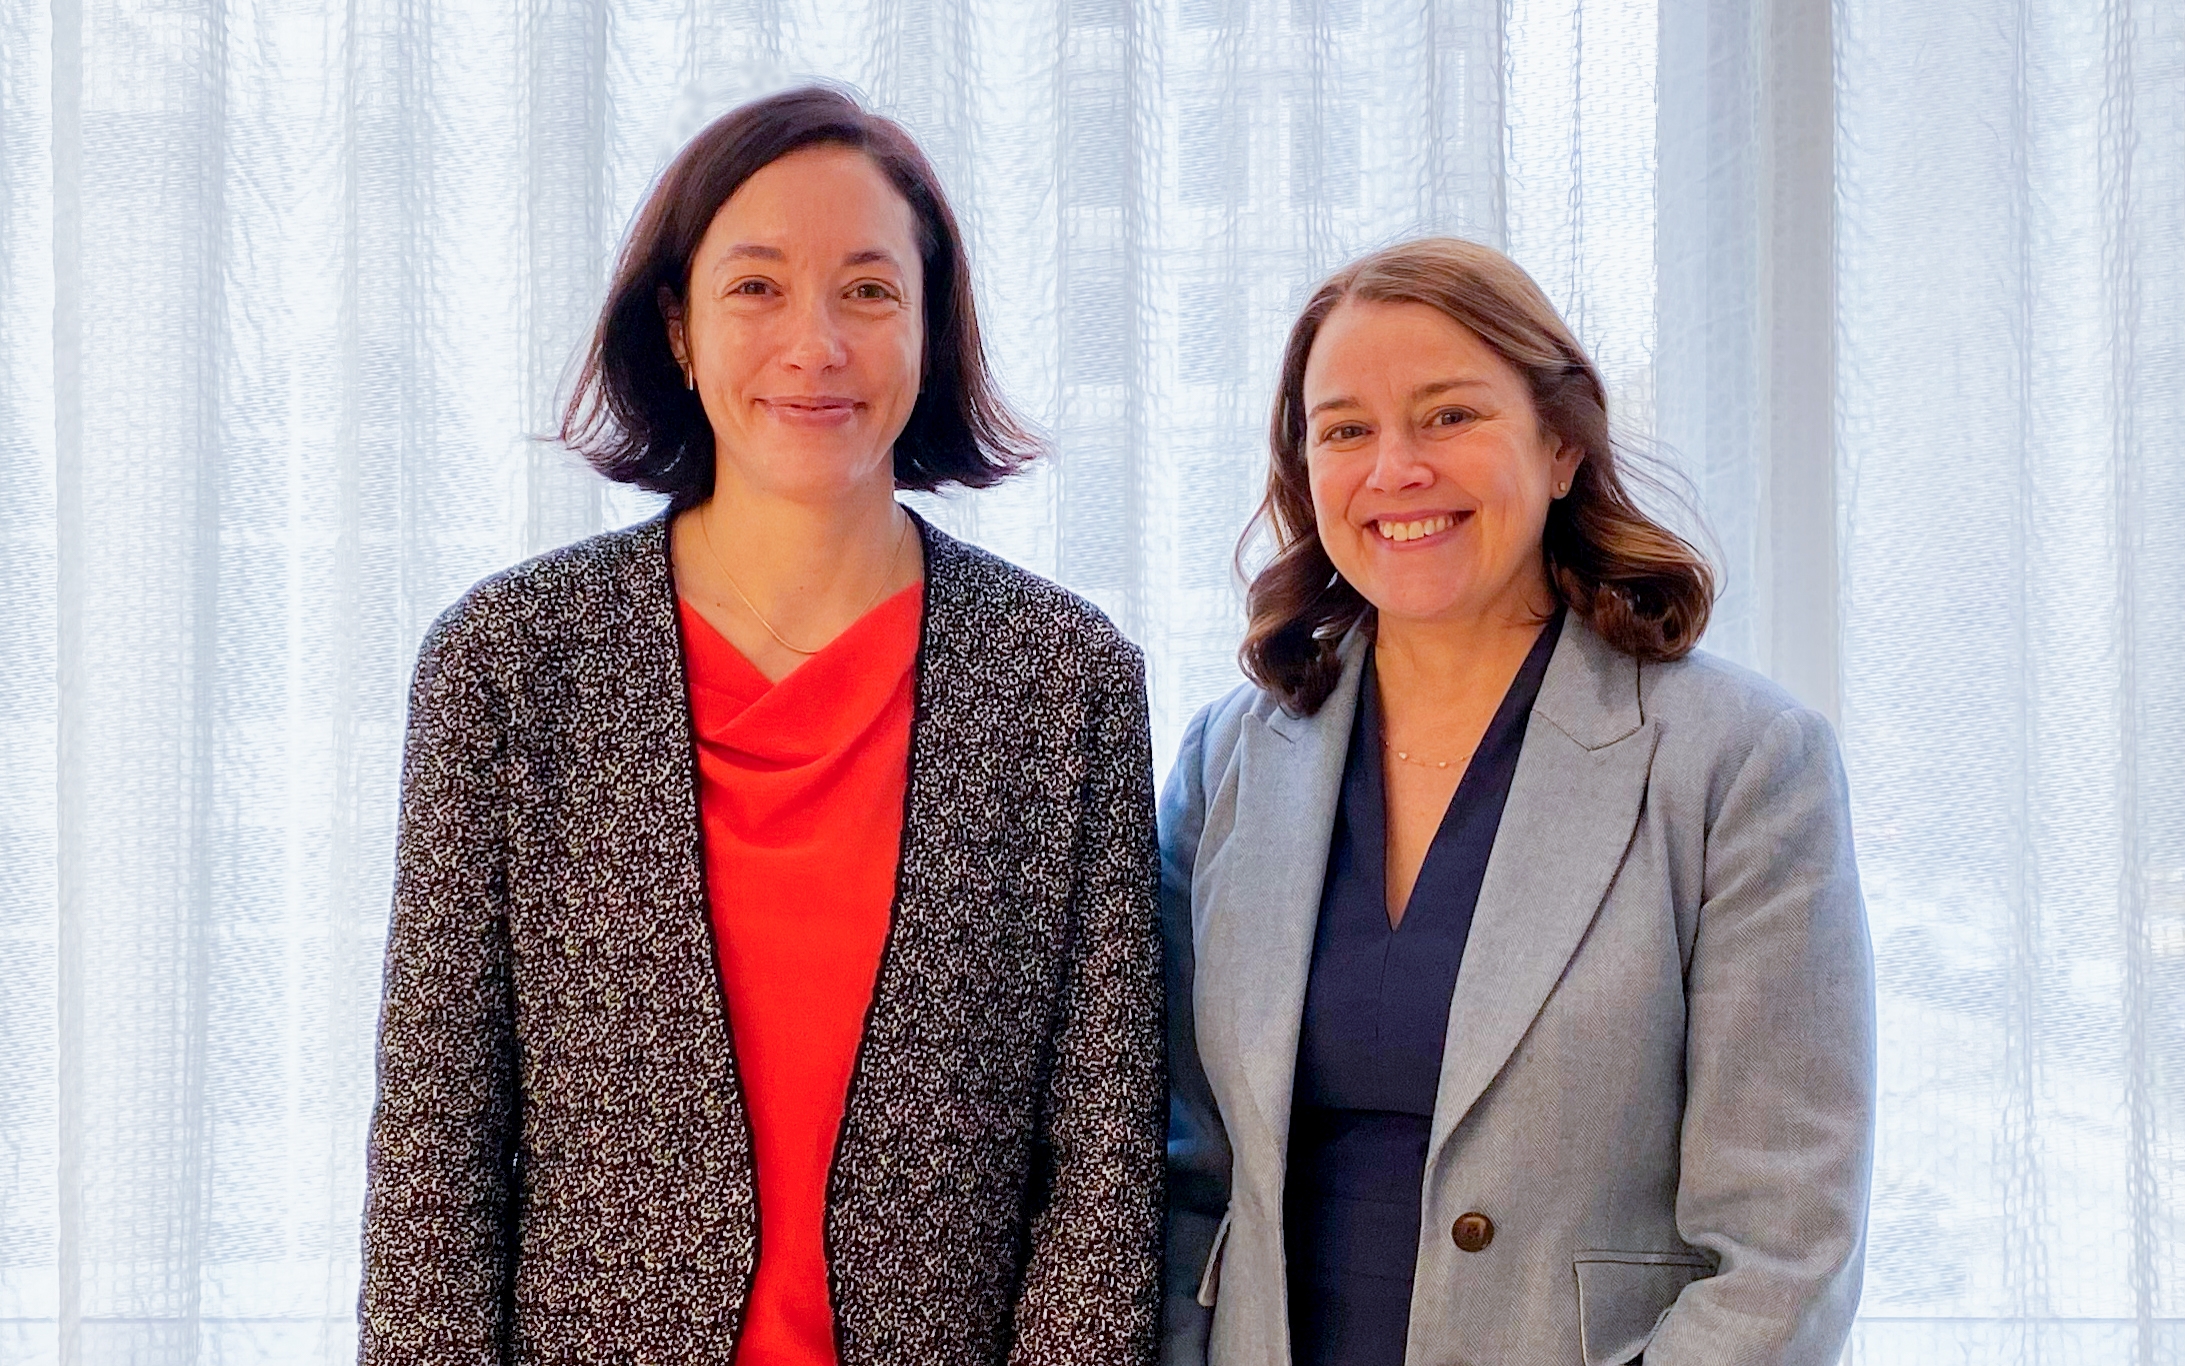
[[561, 85, 1039, 504]]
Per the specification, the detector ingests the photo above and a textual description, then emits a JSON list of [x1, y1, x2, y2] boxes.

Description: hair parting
[[1239, 236, 1718, 714], [561, 84, 1039, 506]]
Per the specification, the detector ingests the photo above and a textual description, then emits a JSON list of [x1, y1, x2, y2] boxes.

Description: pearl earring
[[1556, 480, 1569, 496]]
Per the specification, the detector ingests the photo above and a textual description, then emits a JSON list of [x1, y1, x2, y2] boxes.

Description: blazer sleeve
[[358, 609, 520, 1366], [1158, 701, 1232, 1366], [1647, 706, 1877, 1365], [1008, 650, 1165, 1366]]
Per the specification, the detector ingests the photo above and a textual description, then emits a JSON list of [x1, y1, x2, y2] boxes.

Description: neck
[[688, 476, 907, 610], [670, 470, 920, 677], [1373, 580, 1555, 723]]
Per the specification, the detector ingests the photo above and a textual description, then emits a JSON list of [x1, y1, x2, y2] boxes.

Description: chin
[[1372, 600, 1470, 629], [736, 445, 895, 502], [1368, 579, 1506, 625], [1352, 568, 1469, 617]]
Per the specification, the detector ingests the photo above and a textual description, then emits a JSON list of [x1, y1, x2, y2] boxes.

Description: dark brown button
[[1451, 1212, 1495, 1252]]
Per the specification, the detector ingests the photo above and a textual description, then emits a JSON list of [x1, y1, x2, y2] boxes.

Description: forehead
[[697, 143, 922, 263], [1304, 299, 1516, 394]]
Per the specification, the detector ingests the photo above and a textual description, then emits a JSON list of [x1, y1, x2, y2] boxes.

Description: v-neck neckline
[[1361, 613, 1562, 931], [678, 583, 924, 765]]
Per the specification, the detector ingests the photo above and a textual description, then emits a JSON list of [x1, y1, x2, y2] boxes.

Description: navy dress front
[[1284, 615, 1559, 1366]]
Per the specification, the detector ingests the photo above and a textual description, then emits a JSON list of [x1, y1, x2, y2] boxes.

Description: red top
[[679, 585, 922, 1366]]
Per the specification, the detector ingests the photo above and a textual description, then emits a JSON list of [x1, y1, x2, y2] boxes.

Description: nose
[[781, 292, 849, 372], [1364, 426, 1433, 494]]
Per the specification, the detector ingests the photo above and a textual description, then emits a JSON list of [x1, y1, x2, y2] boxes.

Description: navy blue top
[[1284, 615, 1560, 1366]]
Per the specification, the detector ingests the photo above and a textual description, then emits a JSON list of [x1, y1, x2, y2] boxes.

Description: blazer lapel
[[1426, 618, 1659, 1161], [606, 514, 726, 1014], [1209, 639, 1365, 1156]]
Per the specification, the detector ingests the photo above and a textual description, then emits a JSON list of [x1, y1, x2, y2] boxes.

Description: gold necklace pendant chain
[[704, 509, 911, 659], [1384, 735, 1477, 772]]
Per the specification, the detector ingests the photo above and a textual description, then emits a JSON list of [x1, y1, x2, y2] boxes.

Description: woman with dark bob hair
[[1162, 238, 1873, 1366], [360, 86, 1161, 1366]]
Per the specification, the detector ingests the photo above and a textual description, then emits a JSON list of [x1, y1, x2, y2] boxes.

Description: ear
[[1551, 434, 1585, 476], [1548, 438, 1586, 499], [657, 285, 688, 368]]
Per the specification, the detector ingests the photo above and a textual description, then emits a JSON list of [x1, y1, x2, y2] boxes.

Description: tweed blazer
[[359, 512, 1163, 1366], [1161, 616, 1875, 1366]]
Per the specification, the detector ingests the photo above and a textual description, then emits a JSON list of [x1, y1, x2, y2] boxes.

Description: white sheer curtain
[[1835, 0, 2184, 1360], [0, 0, 2175, 1362]]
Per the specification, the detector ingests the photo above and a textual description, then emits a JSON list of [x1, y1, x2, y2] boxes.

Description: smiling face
[[664, 143, 925, 509], [1302, 299, 1582, 630]]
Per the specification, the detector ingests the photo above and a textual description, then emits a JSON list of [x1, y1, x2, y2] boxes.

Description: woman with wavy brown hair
[[1160, 237, 1873, 1366]]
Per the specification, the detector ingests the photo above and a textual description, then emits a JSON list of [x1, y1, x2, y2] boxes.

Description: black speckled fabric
[[359, 512, 1163, 1366]]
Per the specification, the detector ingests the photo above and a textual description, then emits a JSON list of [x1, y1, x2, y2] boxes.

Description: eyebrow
[[714, 244, 904, 269], [1305, 377, 1493, 421]]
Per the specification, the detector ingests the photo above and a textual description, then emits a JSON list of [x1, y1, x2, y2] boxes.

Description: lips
[[757, 396, 862, 427], [760, 397, 858, 414]]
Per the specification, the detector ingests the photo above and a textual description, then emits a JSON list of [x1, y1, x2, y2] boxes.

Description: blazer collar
[[1218, 635, 1367, 1152], [1529, 609, 1646, 750], [1426, 612, 1657, 1162], [1259, 613, 1640, 747], [1213, 612, 1657, 1170], [1261, 629, 1368, 745]]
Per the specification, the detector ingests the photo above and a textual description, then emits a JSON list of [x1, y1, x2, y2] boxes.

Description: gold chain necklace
[[1384, 736, 1477, 772], [701, 508, 911, 658]]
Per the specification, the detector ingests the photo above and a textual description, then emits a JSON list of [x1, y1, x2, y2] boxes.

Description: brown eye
[[1322, 422, 1368, 443], [729, 278, 773, 296], [849, 281, 897, 301], [1431, 407, 1475, 427]]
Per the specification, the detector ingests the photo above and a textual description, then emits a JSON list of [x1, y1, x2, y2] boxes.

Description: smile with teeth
[[1374, 513, 1458, 543]]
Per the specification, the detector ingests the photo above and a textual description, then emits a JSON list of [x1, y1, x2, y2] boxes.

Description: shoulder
[[1637, 645, 1844, 803], [1642, 645, 1826, 742], [921, 521, 1143, 688], [1174, 679, 1271, 788], [1172, 629, 1365, 793], [415, 516, 669, 682], [1641, 642, 1801, 723]]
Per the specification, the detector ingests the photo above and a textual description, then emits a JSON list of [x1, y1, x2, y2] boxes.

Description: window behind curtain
[[0, 0, 2176, 1362]]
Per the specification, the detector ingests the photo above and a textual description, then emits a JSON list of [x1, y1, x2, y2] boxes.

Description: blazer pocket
[[1195, 1208, 1235, 1309], [1573, 1250, 1715, 1366]]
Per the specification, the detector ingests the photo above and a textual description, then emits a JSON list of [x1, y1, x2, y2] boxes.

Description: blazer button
[[1451, 1212, 1494, 1253]]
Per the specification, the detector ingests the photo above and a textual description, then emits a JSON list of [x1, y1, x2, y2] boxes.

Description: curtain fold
[[1836, 0, 2183, 1359], [0, 1, 2175, 1362]]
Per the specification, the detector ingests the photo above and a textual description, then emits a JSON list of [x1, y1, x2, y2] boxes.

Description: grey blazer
[[1162, 616, 1874, 1366], [360, 513, 1162, 1366]]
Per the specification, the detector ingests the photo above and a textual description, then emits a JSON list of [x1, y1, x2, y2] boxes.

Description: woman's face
[[667, 143, 925, 508], [1302, 299, 1581, 630]]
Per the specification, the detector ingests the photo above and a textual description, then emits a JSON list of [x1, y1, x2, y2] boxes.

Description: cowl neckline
[[678, 583, 923, 768]]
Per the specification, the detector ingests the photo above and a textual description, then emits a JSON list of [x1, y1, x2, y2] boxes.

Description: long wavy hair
[[1241, 237, 1717, 714]]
